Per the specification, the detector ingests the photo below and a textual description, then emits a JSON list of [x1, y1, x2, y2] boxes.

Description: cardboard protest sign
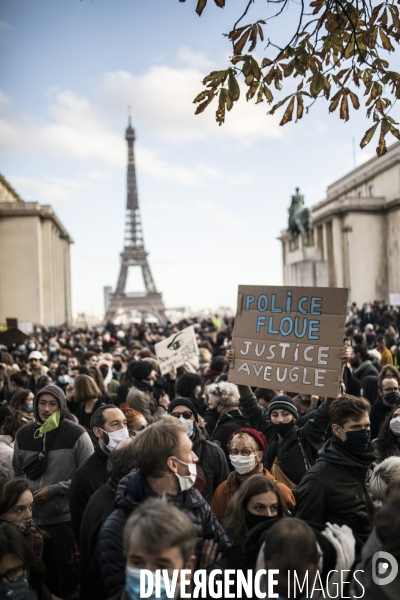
[[228, 285, 348, 397], [389, 293, 400, 306], [155, 325, 199, 375]]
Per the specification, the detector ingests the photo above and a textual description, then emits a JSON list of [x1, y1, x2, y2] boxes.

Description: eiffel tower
[[104, 119, 167, 324]]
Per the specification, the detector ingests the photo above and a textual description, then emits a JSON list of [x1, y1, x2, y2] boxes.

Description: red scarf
[[225, 462, 264, 506]]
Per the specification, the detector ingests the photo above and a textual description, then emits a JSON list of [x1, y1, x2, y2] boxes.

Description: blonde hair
[[229, 432, 259, 454]]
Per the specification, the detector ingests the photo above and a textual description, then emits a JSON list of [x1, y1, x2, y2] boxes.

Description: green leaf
[[228, 70, 240, 101]]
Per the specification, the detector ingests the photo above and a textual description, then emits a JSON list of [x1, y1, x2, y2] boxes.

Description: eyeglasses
[[382, 387, 399, 394], [0, 565, 24, 583], [230, 449, 255, 457], [171, 411, 193, 420]]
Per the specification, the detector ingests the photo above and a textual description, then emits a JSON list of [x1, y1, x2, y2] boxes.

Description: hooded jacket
[[294, 437, 375, 539], [238, 389, 331, 485], [12, 384, 94, 526], [97, 469, 231, 597]]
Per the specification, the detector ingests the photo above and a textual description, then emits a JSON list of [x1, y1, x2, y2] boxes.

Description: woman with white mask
[[211, 428, 295, 524]]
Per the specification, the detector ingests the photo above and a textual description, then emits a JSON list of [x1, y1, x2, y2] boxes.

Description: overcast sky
[[2, 0, 398, 318]]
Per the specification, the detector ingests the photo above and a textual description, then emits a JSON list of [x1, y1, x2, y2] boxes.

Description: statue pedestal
[[284, 246, 328, 287]]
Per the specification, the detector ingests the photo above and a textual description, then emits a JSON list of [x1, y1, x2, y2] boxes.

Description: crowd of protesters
[[0, 299, 399, 600]]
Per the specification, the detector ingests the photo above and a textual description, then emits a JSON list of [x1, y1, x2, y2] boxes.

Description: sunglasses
[[171, 411, 193, 420]]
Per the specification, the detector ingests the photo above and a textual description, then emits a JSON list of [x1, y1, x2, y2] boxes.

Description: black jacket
[[74, 399, 105, 445], [79, 479, 118, 600], [69, 443, 109, 545], [203, 407, 219, 436], [97, 470, 231, 597], [192, 425, 230, 504], [210, 409, 248, 466], [370, 396, 393, 439], [294, 443, 375, 539], [239, 390, 331, 485], [353, 360, 379, 384]]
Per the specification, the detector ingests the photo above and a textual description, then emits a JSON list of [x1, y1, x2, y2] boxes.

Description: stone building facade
[[280, 142, 400, 304], [0, 174, 73, 326]]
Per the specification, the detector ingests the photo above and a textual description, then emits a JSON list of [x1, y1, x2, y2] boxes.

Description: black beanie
[[128, 360, 153, 381], [167, 397, 199, 422]]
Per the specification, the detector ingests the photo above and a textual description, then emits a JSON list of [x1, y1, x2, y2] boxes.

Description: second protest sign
[[228, 285, 348, 397]]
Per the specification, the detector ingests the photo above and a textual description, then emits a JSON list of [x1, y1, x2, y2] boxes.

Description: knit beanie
[[167, 397, 199, 422], [127, 360, 153, 381], [267, 395, 299, 420], [228, 427, 267, 460]]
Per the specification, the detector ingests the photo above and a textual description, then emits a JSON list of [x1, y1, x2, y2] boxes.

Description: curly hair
[[208, 381, 239, 408]]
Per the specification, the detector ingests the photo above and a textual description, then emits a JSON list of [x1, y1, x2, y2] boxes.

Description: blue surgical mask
[[58, 375, 69, 385], [18, 345, 26, 352], [0, 574, 36, 600], [27, 401, 34, 413], [126, 567, 169, 600], [179, 417, 194, 437]]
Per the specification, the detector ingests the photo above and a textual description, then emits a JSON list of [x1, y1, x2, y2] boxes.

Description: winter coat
[[192, 425, 230, 504], [79, 479, 117, 600], [0, 434, 14, 479], [294, 452, 375, 539], [126, 381, 165, 423], [210, 409, 249, 465], [97, 469, 231, 597], [238, 389, 331, 485], [210, 468, 296, 523], [370, 396, 394, 439], [203, 407, 219, 436], [69, 443, 109, 545], [12, 384, 94, 526]]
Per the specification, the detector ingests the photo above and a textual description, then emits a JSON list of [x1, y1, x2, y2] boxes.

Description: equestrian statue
[[288, 187, 312, 249]]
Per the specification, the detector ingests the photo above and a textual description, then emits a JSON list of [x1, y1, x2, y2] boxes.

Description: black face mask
[[272, 420, 295, 437], [245, 512, 277, 530], [340, 428, 372, 453], [383, 392, 400, 406], [113, 362, 122, 372]]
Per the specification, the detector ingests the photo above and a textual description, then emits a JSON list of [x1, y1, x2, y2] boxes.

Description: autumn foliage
[[179, 0, 400, 156]]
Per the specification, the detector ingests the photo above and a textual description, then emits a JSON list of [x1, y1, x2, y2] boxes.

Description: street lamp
[[59, 233, 69, 326], [341, 225, 353, 302]]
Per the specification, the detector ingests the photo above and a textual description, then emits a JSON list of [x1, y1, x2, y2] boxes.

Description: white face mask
[[179, 417, 194, 437], [229, 453, 257, 475], [173, 457, 197, 491], [389, 416, 400, 436], [100, 427, 129, 451]]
